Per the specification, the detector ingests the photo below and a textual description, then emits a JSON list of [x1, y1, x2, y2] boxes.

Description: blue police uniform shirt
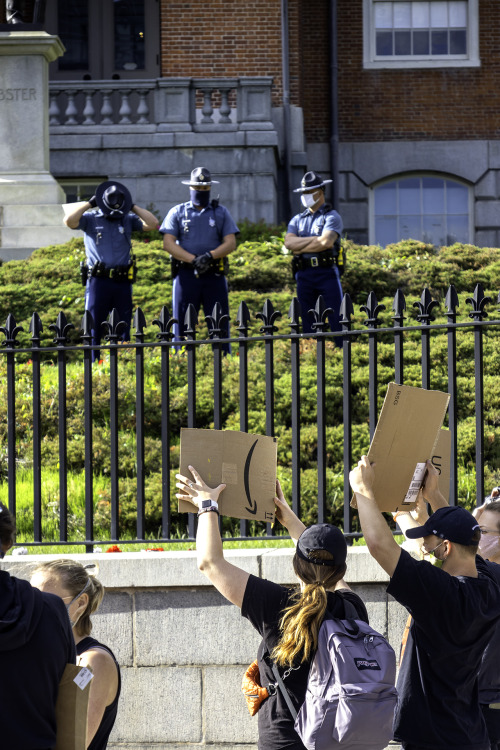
[[79, 209, 143, 267], [159, 201, 239, 256], [287, 204, 342, 255]]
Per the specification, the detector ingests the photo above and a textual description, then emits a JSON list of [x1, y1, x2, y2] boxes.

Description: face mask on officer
[[103, 186, 126, 219], [301, 190, 321, 209], [190, 188, 210, 208]]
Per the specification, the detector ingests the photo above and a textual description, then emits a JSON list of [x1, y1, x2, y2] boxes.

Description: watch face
[[201, 500, 212, 509]]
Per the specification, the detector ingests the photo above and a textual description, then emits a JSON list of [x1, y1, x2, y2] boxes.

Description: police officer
[[284, 171, 343, 337], [160, 167, 239, 353], [64, 180, 157, 360]]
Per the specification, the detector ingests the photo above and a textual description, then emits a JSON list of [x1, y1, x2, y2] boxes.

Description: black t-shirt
[[388, 548, 500, 750], [477, 556, 500, 704], [241, 574, 369, 750]]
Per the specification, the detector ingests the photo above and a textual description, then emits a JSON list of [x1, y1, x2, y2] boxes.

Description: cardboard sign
[[55, 664, 92, 750], [431, 427, 452, 502], [356, 383, 450, 512], [179, 429, 277, 523]]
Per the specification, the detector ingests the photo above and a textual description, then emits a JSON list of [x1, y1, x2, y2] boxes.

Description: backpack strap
[[270, 661, 298, 721]]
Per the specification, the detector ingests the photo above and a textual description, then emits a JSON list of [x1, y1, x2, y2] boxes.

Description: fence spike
[[29, 312, 43, 345], [102, 308, 127, 342], [466, 282, 491, 320], [256, 299, 282, 334], [152, 305, 176, 341], [0, 313, 24, 347], [413, 288, 439, 324], [360, 291, 385, 327], [310, 294, 332, 332], [49, 311, 74, 345], [339, 293, 354, 325], [236, 301, 251, 334], [288, 297, 302, 332], [80, 310, 94, 344], [392, 289, 406, 324], [445, 284, 460, 314], [205, 301, 229, 339], [133, 307, 147, 336], [184, 303, 198, 339]]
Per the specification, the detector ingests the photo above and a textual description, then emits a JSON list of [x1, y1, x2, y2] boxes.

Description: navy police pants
[[85, 277, 132, 361], [172, 267, 230, 353], [295, 264, 343, 342]]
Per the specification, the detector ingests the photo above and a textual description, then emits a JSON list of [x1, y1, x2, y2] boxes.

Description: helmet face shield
[[103, 187, 125, 212]]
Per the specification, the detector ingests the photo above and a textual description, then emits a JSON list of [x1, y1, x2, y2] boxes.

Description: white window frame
[[369, 173, 474, 246], [363, 0, 480, 69]]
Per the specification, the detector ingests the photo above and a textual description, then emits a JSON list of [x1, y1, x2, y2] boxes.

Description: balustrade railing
[[48, 77, 274, 132]]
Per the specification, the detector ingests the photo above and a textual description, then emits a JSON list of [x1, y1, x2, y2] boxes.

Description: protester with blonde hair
[[0, 504, 75, 749], [176, 466, 368, 750], [31, 559, 121, 750]]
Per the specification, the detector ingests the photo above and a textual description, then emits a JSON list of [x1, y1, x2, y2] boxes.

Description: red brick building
[[33, 0, 500, 244]]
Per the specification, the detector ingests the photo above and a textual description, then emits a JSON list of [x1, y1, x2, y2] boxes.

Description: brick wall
[[338, 0, 500, 141], [160, 0, 284, 105]]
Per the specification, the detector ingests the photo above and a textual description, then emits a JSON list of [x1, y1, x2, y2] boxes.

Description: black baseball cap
[[296, 524, 347, 567], [405, 506, 480, 546]]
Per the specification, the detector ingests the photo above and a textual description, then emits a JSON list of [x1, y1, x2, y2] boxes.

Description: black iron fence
[[0, 282, 498, 550]]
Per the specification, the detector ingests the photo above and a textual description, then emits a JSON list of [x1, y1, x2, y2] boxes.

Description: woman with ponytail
[[176, 466, 369, 750], [31, 559, 121, 750]]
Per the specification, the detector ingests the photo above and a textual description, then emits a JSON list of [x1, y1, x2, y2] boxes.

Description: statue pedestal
[[0, 31, 76, 261]]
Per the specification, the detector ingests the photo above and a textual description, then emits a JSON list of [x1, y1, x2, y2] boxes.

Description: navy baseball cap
[[296, 524, 347, 567], [405, 506, 480, 546]]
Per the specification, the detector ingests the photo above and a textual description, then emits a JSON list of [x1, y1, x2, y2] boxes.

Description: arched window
[[372, 175, 471, 246]]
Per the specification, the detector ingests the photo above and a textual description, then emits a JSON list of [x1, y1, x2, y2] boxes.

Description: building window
[[58, 179, 104, 203], [372, 175, 471, 247], [363, 0, 479, 69], [45, 0, 159, 81]]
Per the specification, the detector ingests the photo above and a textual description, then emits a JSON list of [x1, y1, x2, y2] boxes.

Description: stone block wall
[[5, 546, 406, 750]]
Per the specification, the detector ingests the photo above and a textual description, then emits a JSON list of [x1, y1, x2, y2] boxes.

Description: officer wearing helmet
[[284, 171, 343, 338], [64, 180, 157, 359], [159, 167, 239, 353]]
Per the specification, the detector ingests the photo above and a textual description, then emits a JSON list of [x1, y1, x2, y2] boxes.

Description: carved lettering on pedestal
[[0, 88, 37, 101]]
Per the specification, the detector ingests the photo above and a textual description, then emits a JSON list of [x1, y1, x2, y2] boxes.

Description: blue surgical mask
[[190, 188, 210, 208]]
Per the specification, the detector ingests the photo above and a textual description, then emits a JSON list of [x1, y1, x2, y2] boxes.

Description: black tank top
[[76, 636, 121, 750]]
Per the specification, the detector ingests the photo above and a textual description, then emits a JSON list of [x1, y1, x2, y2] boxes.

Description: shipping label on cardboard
[[179, 428, 277, 523], [401, 462, 427, 506], [355, 383, 450, 513]]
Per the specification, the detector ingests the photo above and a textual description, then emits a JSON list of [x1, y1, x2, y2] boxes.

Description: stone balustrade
[[48, 76, 274, 133]]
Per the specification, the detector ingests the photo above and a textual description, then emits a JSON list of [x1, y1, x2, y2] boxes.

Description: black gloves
[[88, 195, 97, 208], [192, 252, 214, 277]]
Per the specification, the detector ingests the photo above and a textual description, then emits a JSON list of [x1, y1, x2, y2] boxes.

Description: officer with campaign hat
[[64, 180, 157, 360], [160, 167, 239, 353], [284, 170, 344, 338]]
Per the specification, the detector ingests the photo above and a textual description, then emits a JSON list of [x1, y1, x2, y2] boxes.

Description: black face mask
[[190, 188, 210, 208]]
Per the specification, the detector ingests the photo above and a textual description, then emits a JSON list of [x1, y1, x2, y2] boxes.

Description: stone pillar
[[0, 31, 75, 260]]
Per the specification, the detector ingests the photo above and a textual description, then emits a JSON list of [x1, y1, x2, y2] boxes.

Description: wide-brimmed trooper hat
[[293, 170, 333, 193], [181, 167, 220, 187], [95, 180, 133, 217]]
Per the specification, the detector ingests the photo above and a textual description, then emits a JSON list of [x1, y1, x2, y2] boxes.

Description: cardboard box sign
[[179, 429, 278, 523], [55, 664, 92, 750], [355, 383, 450, 513], [432, 428, 452, 502]]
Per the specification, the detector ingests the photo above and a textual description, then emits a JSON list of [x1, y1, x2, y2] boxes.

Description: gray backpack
[[272, 602, 398, 750]]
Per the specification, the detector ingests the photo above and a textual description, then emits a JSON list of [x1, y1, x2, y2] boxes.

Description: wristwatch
[[197, 499, 219, 516]]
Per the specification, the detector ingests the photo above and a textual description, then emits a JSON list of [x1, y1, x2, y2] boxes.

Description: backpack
[[272, 600, 398, 750]]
